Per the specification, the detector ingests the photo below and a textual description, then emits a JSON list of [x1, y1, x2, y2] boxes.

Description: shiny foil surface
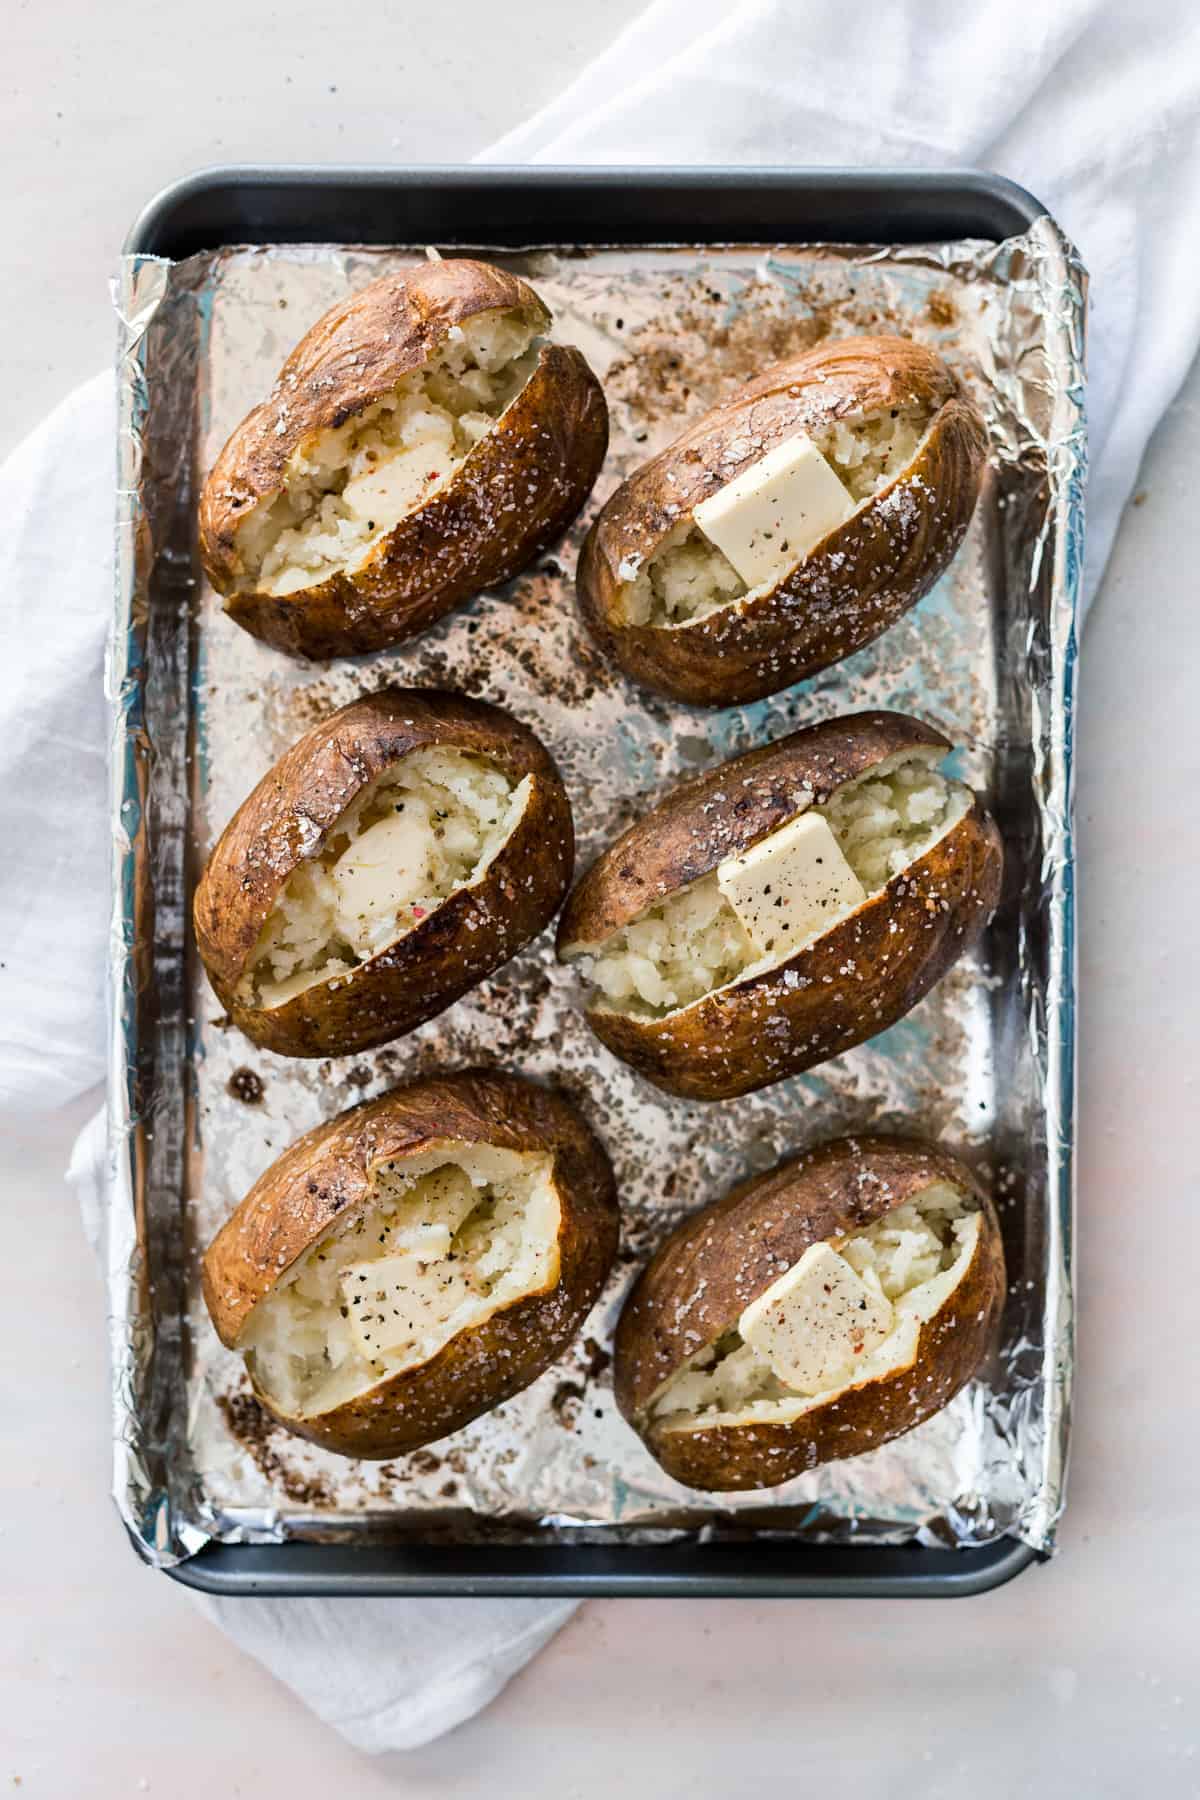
[[110, 221, 1084, 1568]]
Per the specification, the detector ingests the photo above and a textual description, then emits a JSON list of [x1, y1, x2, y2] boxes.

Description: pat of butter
[[739, 1243, 894, 1395], [340, 1252, 475, 1360], [693, 432, 855, 589], [331, 804, 432, 956], [717, 812, 867, 957]]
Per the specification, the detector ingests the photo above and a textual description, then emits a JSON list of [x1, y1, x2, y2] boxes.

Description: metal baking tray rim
[[145, 1530, 1043, 1599], [124, 162, 1047, 257], [114, 162, 1075, 1600]]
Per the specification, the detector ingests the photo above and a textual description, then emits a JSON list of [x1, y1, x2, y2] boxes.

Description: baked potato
[[577, 335, 986, 706], [203, 1070, 619, 1458], [557, 711, 1002, 1100], [194, 687, 573, 1058], [615, 1134, 1004, 1491], [199, 258, 609, 658]]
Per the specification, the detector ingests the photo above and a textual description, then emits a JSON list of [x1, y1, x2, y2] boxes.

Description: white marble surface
[[4, 8, 1200, 1795]]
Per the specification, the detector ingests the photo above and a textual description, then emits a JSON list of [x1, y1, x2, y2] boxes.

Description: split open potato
[[577, 335, 986, 706], [199, 258, 609, 658], [615, 1134, 1005, 1491], [557, 711, 1002, 1100], [203, 1070, 619, 1458], [193, 687, 573, 1058]]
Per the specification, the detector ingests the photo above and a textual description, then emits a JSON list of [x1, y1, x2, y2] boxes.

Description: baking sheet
[[110, 223, 1083, 1567]]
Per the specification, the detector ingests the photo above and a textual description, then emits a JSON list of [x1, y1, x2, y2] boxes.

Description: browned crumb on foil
[[551, 1381, 586, 1429], [226, 1066, 264, 1105], [604, 279, 837, 422], [580, 1336, 612, 1381], [216, 1391, 333, 1507], [927, 290, 958, 328], [403, 1448, 443, 1477]]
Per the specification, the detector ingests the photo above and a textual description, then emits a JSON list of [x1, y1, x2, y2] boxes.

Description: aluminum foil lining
[[109, 220, 1084, 1568]]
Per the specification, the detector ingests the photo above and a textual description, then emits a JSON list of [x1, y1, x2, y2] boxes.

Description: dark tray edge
[[149, 1528, 1042, 1599], [124, 163, 1047, 259]]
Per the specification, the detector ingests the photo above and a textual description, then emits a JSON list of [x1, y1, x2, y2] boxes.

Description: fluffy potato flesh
[[243, 748, 529, 1009], [621, 405, 930, 628], [575, 748, 968, 1018], [242, 1143, 560, 1417], [234, 307, 543, 597], [648, 1181, 979, 1431]]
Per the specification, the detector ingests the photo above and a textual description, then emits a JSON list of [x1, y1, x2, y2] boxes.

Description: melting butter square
[[739, 1242, 894, 1394], [693, 432, 855, 589], [717, 812, 867, 957]]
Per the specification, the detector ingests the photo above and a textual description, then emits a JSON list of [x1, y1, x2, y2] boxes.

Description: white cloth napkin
[[7, 0, 1200, 1753], [485, 0, 1200, 605], [0, 372, 115, 1112]]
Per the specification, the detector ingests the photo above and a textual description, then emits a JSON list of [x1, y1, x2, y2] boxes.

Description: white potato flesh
[[234, 307, 543, 597], [339, 437, 454, 528], [341, 1253, 479, 1360], [243, 1142, 560, 1418], [576, 747, 968, 1020], [622, 405, 930, 629], [329, 804, 435, 957], [243, 749, 529, 1010], [651, 1181, 980, 1430]]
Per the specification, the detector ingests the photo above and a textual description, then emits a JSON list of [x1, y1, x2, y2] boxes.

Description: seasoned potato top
[[648, 1180, 980, 1428], [559, 712, 972, 1019], [592, 336, 977, 630], [242, 746, 529, 1010], [200, 261, 551, 595], [614, 1135, 1001, 1424], [195, 687, 571, 1000], [241, 1140, 562, 1418], [201, 1072, 621, 1456]]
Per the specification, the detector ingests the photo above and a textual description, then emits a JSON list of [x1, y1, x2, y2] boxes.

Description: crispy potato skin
[[199, 260, 609, 659], [203, 1071, 619, 1458], [577, 335, 986, 706], [557, 711, 1001, 1101], [614, 1135, 1005, 1490], [193, 688, 574, 1059]]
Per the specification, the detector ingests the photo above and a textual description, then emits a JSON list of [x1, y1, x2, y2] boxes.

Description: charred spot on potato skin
[[227, 1066, 265, 1105]]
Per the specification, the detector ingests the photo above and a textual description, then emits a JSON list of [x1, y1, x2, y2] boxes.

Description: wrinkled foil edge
[[110, 254, 209, 1566], [1015, 215, 1085, 1551]]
